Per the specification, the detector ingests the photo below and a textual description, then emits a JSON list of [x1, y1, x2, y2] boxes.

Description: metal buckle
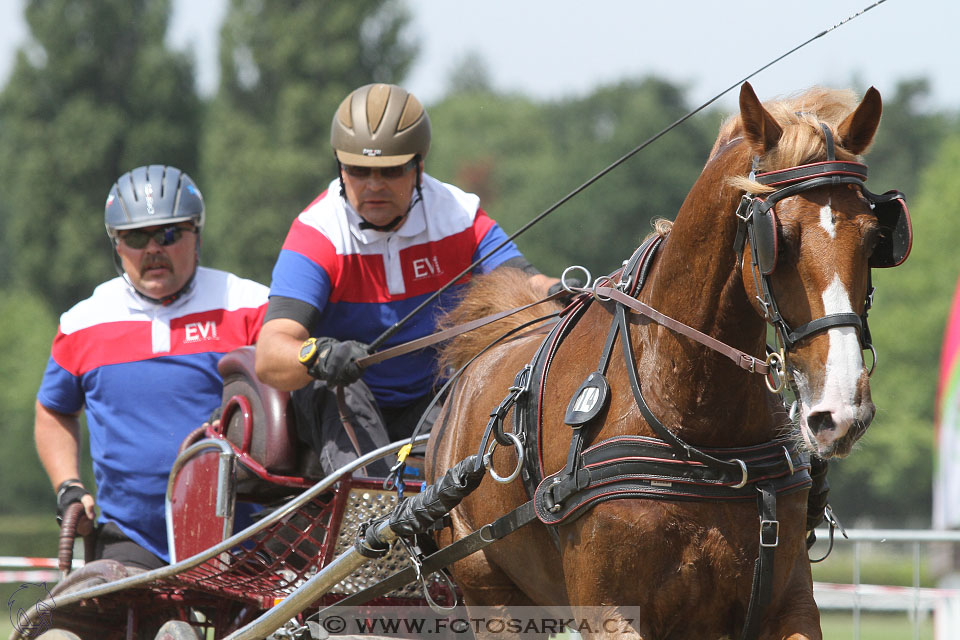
[[760, 519, 780, 547], [509, 364, 533, 394], [735, 194, 755, 222]]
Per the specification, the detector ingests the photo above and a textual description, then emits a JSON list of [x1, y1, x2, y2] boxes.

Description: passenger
[[35, 165, 269, 570], [255, 83, 559, 476]]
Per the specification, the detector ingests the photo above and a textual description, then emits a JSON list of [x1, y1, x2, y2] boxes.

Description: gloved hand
[[307, 338, 369, 386], [548, 278, 584, 303], [56, 479, 92, 524]]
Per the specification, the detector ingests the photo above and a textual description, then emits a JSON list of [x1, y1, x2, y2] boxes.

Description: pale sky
[[0, 0, 956, 112]]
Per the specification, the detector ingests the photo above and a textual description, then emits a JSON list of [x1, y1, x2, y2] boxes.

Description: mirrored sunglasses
[[340, 158, 417, 179], [118, 225, 195, 249]]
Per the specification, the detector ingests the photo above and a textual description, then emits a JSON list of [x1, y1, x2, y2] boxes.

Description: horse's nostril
[[807, 411, 835, 434]]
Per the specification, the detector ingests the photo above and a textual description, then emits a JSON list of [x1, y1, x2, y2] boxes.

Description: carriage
[[11, 83, 911, 640]]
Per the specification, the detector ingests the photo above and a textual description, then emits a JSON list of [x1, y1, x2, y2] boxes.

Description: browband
[[756, 161, 867, 188]]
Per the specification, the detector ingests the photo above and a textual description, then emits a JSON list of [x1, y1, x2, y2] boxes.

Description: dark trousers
[[94, 521, 166, 571], [291, 379, 435, 478]]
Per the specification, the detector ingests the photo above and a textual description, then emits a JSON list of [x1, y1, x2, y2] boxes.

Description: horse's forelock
[[436, 268, 558, 372], [716, 86, 864, 192]]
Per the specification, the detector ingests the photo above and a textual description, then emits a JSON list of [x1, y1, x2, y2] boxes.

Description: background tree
[[0, 291, 59, 515], [0, 0, 201, 313], [427, 76, 720, 279], [200, 0, 418, 283]]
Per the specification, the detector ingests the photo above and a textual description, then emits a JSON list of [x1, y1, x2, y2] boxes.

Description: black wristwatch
[[298, 337, 320, 369]]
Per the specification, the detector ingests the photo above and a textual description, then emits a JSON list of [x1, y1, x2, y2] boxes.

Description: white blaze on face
[[806, 273, 863, 434], [819, 204, 836, 238]]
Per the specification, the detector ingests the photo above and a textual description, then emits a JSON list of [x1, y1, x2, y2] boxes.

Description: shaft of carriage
[[223, 453, 486, 639]]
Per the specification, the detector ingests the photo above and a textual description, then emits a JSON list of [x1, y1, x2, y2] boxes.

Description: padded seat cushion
[[217, 346, 297, 475]]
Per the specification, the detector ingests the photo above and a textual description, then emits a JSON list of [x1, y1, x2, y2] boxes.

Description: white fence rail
[[810, 527, 960, 640]]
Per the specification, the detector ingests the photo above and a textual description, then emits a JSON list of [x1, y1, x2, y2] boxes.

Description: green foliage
[[427, 77, 720, 278], [827, 119, 960, 525], [0, 290, 58, 515], [200, 0, 417, 283], [0, 0, 200, 313]]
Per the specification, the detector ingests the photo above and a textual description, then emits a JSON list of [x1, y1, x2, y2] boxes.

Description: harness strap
[[358, 289, 570, 368], [786, 312, 862, 346], [754, 160, 867, 187], [318, 500, 538, 610], [740, 481, 779, 640], [559, 316, 620, 480], [596, 285, 771, 376]]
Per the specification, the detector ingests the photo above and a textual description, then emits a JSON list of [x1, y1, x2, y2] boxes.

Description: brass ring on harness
[[593, 275, 616, 302], [764, 349, 787, 394], [484, 432, 524, 484]]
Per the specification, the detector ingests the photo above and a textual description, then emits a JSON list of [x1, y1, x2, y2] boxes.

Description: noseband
[[732, 124, 910, 389]]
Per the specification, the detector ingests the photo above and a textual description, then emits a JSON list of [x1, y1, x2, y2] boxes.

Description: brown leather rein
[[353, 279, 777, 386]]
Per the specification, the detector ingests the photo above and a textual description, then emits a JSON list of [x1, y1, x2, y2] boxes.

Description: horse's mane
[[437, 268, 560, 372], [710, 86, 866, 193]]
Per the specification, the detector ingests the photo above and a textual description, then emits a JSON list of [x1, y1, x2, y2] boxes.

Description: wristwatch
[[298, 337, 320, 369]]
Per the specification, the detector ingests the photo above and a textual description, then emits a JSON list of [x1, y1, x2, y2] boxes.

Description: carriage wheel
[[153, 620, 203, 640], [35, 631, 82, 640]]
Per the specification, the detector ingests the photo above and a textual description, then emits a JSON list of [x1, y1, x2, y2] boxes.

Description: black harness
[[495, 236, 808, 640]]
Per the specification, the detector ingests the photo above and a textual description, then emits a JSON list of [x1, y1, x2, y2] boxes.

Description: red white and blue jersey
[[269, 174, 524, 406], [37, 267, 269, 561]]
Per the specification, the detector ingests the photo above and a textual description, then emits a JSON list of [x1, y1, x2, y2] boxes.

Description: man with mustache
[[256, 84, 561, 477], [34, 165, 269, 572]]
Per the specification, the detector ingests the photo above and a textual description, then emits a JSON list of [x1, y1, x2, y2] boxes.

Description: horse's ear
[[739, 82, 782, 154], [837, 86, 882, 156]]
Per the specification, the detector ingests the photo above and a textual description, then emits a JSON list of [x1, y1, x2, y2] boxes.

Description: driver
[[35, 165, 269, 570], [255, 83, 559, 476]]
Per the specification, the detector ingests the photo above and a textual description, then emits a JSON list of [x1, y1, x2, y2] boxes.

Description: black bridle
[[732, 124, 910, 390]]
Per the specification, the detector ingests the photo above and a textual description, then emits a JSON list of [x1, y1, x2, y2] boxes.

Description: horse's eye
[[777, 224, 800, 264], [863, 225, 880, 258]]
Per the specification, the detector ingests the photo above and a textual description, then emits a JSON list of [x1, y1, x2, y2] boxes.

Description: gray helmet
[[331, 84, 431, 167], [104, 165, 205, 238]]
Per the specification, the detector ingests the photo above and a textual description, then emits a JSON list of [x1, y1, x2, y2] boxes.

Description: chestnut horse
[[426, 83, 909, 639]]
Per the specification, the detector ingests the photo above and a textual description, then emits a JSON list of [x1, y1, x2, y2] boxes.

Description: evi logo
[[412, 256, 443, 280], [184, 320, 219, 343]]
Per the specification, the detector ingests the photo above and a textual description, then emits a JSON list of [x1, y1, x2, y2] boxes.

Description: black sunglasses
[[118, 225, 196, 249], [340, 158, 417, 179]]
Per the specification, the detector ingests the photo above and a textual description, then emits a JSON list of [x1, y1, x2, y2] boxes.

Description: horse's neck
[[635, 158, 775, 443]]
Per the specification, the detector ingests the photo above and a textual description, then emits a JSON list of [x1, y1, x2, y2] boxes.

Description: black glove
[[56, 479, 91, 523], [307, 338, 368, 386], [548, 278, 584, 302]]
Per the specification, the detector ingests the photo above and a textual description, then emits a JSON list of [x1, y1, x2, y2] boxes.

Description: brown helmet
[[331, 83, 431, 167]]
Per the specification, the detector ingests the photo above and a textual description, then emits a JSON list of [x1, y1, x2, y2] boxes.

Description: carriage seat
[[213, 346, 324, 486]]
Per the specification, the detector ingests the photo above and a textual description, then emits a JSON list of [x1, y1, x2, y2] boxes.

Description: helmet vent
[[397, 95, 424, 132], [366, 84, 391, 134], [337, 98, 353, 131]]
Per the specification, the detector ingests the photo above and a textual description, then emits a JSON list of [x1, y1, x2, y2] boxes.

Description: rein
[[365, 2, 891, 353]]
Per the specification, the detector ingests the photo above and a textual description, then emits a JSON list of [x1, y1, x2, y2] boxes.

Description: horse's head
[[732, 82, 907, 458]]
